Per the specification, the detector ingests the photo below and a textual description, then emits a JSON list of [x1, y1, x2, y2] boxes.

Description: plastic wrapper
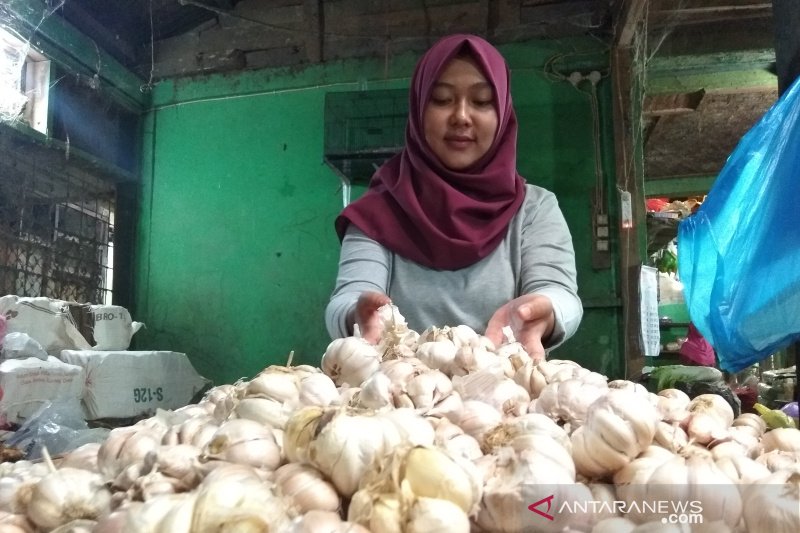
[[679, 76, 800, 373], [4, 399, 109, 460]]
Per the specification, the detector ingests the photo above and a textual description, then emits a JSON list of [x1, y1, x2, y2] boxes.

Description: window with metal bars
[[0, 126, 115, 305]]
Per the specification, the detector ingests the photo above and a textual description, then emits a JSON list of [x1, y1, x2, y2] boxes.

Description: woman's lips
[[444, 136, 474, 149]]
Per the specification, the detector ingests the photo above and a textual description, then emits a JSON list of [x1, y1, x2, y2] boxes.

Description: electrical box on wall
[[323, 89, 408, 185]]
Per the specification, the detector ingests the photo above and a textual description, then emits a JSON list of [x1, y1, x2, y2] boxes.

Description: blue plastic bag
[[678, 76, 800, 373]]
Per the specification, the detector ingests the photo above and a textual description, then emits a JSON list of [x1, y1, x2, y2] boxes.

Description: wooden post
[[611, 0, 648, 379], [772, 0, 800, 401]]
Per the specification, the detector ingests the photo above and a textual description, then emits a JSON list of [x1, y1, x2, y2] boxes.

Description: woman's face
[[423, 55, 499, 171]]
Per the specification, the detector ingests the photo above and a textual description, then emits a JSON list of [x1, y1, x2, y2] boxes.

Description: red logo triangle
[[528, 494, 555, 520]]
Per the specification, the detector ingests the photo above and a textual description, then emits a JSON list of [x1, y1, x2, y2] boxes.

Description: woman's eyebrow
[[432, 81, 493, 89]]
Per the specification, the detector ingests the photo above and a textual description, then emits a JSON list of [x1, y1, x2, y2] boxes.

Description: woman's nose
[[450, 99, 470, 125]]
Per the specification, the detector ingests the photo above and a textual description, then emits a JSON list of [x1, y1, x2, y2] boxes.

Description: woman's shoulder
[[521, 182, 557, 208]]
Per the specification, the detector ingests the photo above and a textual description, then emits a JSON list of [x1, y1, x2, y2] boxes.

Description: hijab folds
[[335, 34, 526, 270]]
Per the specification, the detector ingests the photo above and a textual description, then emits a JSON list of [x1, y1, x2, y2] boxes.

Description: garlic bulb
[[349, 491, 470, 533], [283, 406, 325, 464], [450, 343, 499, 377], [396, 369, 453, 412], [202, 418, 281, 470], [348, 491, 402, 533], [376, 303, 419, 356], [456, 400, 503, 442], [178, 417, 219, 449], [201, 383, 237, 409], [97, 426, 165, 479], [297, 372, 340, 407], [321, 337, 381, 387], [26, 468, 111, 530], [756, 449, 800, 471], [419, 324, 479, 349], [283, 510, 371, 533], [656, 389, 691, 423], [534, 378, 607, 428], [653, 421, 689, 453], [483, 412, 571, 454], [244, 370, 301, 405], [356, 372, 394, 409], [365, 445, 483, 514], [0, 475, 39, 515], [414, 340, 458, 373], [614, 450, 742, 527], [732, 412, 767, 437], [452, 365, 530, 417], [515, 359, 606, 399], [475, 447, 581, 532], [760, 427, 800, 455], [144, 444, 203, 489], [406, 497, 471, 533], [274, 463, 340, 515], [123, 493, 193, 532], [232, 397, 289, 429], [742, 466, 800, 533], [380, 358, 427, 384], [301, 407, 434, 497], [572, 389, 659, 479], [715, 454, 771, 484], [57, 444, 101, 473], [682, 394, 734, 445], [0, 510, 34, 533], [191, 475, 289, 533], [431, 417, 483, 461], [608, 379, 649, 396]]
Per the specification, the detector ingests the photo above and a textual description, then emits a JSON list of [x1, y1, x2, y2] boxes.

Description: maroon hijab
[[335, 34, 526, 270]]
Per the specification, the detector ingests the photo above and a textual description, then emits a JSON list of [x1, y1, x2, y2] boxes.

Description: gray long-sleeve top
[[325, 184, 583, 349]]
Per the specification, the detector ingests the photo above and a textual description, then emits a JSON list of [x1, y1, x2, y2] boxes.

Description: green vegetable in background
[[657, 249, 678, 274], [753, 402, 798, 429], [648, 365, 723, 391]]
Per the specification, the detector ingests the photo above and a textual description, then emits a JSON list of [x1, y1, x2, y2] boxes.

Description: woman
[[325, 34, 582, 361]]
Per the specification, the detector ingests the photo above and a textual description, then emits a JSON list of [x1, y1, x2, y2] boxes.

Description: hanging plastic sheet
[[678, 76, 800, 373]]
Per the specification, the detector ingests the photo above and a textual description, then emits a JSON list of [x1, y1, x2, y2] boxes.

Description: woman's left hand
[[485, 294, 555, 362]]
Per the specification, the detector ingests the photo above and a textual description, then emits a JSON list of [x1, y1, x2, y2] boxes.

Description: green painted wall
[[134, 39, 623, 386]]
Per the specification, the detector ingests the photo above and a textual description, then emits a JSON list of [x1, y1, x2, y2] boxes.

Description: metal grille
[[0, 128, 115, 305]]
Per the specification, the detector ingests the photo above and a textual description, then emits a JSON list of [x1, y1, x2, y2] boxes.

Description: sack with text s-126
[[678, 76, 800, 373]]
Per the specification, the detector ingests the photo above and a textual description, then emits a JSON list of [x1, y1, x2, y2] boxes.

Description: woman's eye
[[430, 96, 452, 106], [474, 99, 494, 108]]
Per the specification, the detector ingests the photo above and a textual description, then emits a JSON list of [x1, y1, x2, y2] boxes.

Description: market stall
[[0, 0, 799, 531]]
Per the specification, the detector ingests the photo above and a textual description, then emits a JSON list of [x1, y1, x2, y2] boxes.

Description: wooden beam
[[642, 90, 706, 117], [611, 45, 646, 380], [60, 0, 139, 65], [304, 0, 324, 63], [614, 0, 648, 47], [648, 3, 772, 29], [2, 0, 147, 112]]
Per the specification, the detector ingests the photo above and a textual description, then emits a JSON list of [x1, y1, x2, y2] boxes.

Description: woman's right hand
[[352, 291, 392, 344]]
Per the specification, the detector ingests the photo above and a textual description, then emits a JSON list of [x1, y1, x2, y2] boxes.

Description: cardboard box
[[60, 350, 210, 420], [0, 356, 85, 424]]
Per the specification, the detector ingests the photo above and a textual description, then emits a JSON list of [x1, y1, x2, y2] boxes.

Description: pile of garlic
[[0, 302, 799, 532]]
